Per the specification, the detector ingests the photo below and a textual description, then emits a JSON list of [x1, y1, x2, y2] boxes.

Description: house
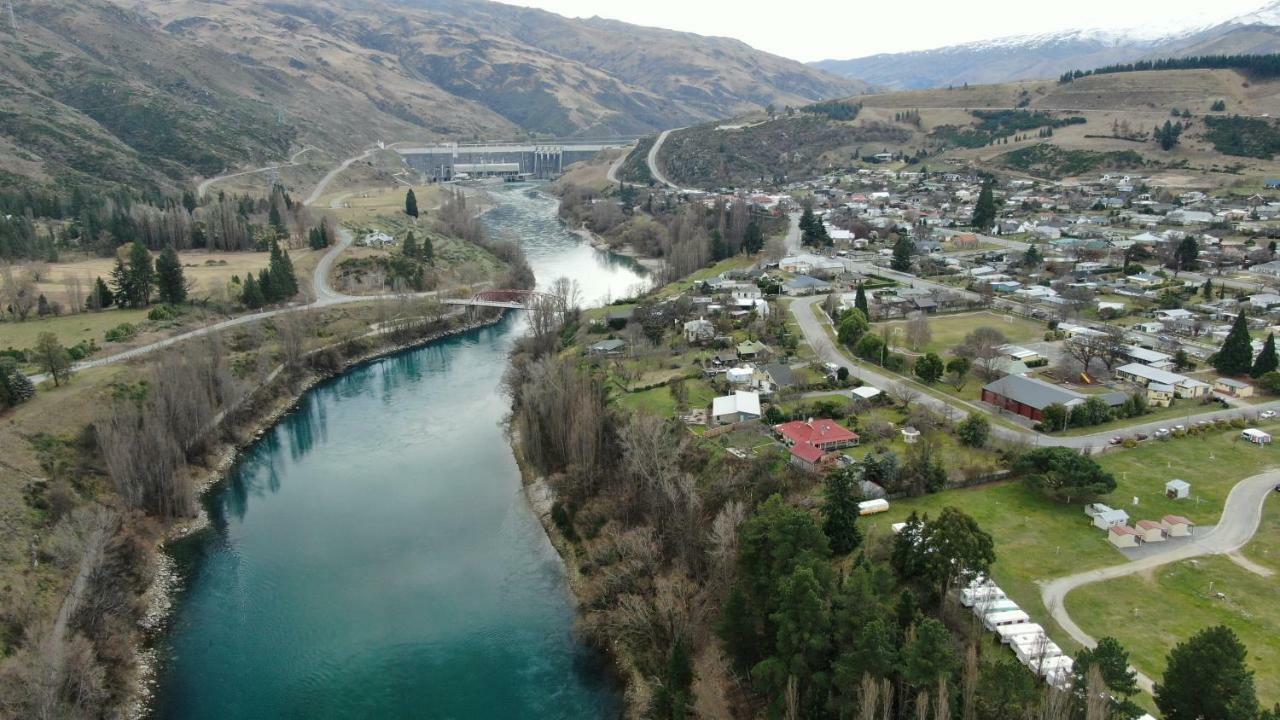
[[788, 441, 833, 472], [1165, 478, 1191, 499], [1146, 382, 1175, 407], [726, 366, 754, 385], [1214, 377, 1254, 398], [762, 363, 798, 391], [782, 275, 832, 296], [1114, 363, 1211, 399], [684, 317, 715, 343], [1122, 346, 1172, 369], [1242, 428, 1273, 444], [852, 385, 882, 401], [775, 418, 860, 451], [1093, 506, 1130, 530], [710, 391, 761, 425], [1001, 345, 1042, 364], [361, 231, 396, 248], [736, 340, 771, 361], [1108, 525, 1142, 549], [587, 339, 627, 356], [1250, 260, 1280, 278], [981, 375, 1085, 422], [1136, 520, 1167, 543], [1162, 514, 1195, 537]]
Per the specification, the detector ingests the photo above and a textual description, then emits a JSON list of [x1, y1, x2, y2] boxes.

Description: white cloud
[[494, 0, 1271, 62]]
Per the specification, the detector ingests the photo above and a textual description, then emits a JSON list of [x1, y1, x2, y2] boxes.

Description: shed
[[858, 498, 890, 516], [852, 385, 882, 401], [1162, 514, 1195, 537], [1165, 479, 1191, 499], [1108, 525, 1142, 548], [1136, 520, 1167, 543]]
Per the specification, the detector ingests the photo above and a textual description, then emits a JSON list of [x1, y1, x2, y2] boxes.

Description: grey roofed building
[[763, 363, 798, 389], [982, 374, 1085, 411], [588, 338, 627, 355]]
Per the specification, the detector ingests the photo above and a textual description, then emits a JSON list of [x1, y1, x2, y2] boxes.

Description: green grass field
[[0, 308, 153, 353], [614, 377, 716, 417], [1066, 527, 1280, 705], [877, 310, 1047, 356]]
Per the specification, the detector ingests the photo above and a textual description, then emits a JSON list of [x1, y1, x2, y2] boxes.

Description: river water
[[151, 183, 648, 719]]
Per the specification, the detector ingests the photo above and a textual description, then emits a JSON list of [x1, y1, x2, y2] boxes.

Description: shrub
[[1122, 438, 1138, 448], [104, 323, 137, 342], [1230, 418, 1247, 429], [148, 304, 178, 321]]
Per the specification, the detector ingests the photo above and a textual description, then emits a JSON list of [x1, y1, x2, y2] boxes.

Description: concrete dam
[[397, 141, 630, 181]]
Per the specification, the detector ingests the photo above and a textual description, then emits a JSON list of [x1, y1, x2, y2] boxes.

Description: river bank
[[569, 225, 666, 275], [127, 309, 505, 719]]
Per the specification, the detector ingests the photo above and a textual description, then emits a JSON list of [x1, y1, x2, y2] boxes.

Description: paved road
[[196, 146, 315, 198], [1041, 470, 1279, 693], [303, 145, 382, 207], [787, 295, 1280, 451], [313, 227, 357, 303], [605, 145, 632, 184], [646, 128, 699, 193]]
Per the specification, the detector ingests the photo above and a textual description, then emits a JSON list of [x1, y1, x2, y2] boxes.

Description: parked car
[[1261, 410, 1276, 419], [1154, 428, 1171, 439], [1108, 436, 1123, 445], [1135, 432, 1150, 441]]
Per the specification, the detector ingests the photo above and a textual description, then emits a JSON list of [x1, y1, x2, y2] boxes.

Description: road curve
[[1041, 470, 1279, 692], [787, 295, 1280, 451], [303, 146, 380, 207], [196, 146, 315, 198], [312, 227, 357, 304], [605, 146, 632, 185], [647, 128, 697, 192]]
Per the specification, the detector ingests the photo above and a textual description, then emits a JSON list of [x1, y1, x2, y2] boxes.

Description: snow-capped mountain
[[814, 1, 1280, 90]]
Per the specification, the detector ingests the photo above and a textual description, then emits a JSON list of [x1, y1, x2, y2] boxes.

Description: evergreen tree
[[422, 234, 434, 264], [971, 176, 997, 230], [743, 220, 764, 254], [258, 268, 276, 303], [652, 639, 693, 720], [36, 294, 51, 317], [891, 236, 914, 272], [1252, 332, 1279, 378], [750, 561, 832, 715], [242, 273, 265, 309], [182, 189, 198, 214], [268, 241, 298, 299], [957, 413, 990, 447], [1174, 236, 1199, 273], [914, 352, 944, 383], [0, 358, 35, 405], [901, 618, 958, 688], [837, 309, 869, 346], [1073, 637, 1143, 719], [822, 467, 863, 555], [403, 231, 419, 259], [1156, 626, 1260, 720], [33, 332, 71, 387], [405, 189, 419, 218], [1214, 310, 1254, 375], [109, 257, 132, 307], [1203, 278, 1214, 298], [268, 202, 285, 234], [92, 276, 113, 310], [155, 245, 186, 304], [854, 283, 869, 317], [717, 585, 761, 674], [126, 240, 154, 307]]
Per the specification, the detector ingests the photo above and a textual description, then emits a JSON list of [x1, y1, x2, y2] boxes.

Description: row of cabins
[[958, 577, 1074, 688], [1086, 502, 1196, 548]]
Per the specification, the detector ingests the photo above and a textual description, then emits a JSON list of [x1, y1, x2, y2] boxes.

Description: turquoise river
[[151, 184, 649, 719]]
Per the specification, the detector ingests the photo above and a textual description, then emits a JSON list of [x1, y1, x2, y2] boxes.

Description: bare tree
[[962, 645, 978, 720], [955, 326, 1008, 379], [1, 264, 37, 321], [1098, 325, 1127, 372], [859, 674, 881, 720], [890, 383, 921, 412], [905, 311, 932, 351], [1063, 335, 1105, 375]]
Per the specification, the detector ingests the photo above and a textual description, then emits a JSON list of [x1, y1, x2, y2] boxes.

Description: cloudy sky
[[497, 0, 1272, 62]]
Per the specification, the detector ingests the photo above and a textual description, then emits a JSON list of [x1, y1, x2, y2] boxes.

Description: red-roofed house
[[1108, 525, 1142, 549], [788, 442, 834, 472], [1135, 520, 1166, 543], [1162, 515, 1195, 537], [775, 419, 860, 452]]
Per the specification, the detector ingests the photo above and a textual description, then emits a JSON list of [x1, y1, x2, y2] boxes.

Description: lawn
[[656, 256, 757, 298], [614, 377, 716, 417], [877, 310, 1047, 356], [0, 308, 153, 353], [1066, 543, 1280, 705]]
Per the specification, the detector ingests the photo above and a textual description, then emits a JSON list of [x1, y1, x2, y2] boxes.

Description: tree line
[[1059, 53, 1280, 84]]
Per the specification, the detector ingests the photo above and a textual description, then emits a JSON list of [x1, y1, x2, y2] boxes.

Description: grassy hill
[[653, 68, 1280, 188], [0, 0, 863, 195]]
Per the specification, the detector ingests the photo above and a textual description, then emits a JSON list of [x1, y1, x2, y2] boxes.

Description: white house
[[683, 318, 715, 343], [711, 391, 761, 425]]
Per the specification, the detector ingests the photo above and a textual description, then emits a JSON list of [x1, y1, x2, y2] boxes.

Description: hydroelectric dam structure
[[397, 140, 631, 181]]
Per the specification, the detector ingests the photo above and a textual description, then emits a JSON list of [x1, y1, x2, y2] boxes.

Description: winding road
[[646, 128, 700, 193], [1041, 470, 1279, 693], [197, 146, 316, 198]]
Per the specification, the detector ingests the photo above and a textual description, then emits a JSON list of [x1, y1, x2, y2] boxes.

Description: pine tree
[[258, 268, 275, 303], [268, 241, 298, 299], [822, 468, 863, 555], [109, 257, 132, 307], [891, 236, 914, 272], [1156, 626, 1259, 720], [403, 231, 419, 259], [242, 273, 265, 309], [1203, 278, 1214, 298], [743, 220, 764, 254], [155, 245, 186, 305], [422, 234, 434, 264], [854, 283, 869, 317], [268, 202, 285, 234], [126, 240, 154, 307], [405, 189, 419, 218], [92, 276, 113, 310], [971, 177, 997, 230], [1252, 332, 1278, 378], [1214, 310, 1253, 376]]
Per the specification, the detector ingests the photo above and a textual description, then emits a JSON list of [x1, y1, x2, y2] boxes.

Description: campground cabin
[[1215, 377, 1254, 398], [1136, 520, 1167, 543], [1108, 524, 1142, 548], [1014, 637, 1062, 665], [1165, 479, 1191, 499], [996, 622, 1044, 644], [1090, 505, 1130, 530], [1162, 514, 1195, 537], [1242, 428, 1272, 444], [960, 586, 1006, 607]]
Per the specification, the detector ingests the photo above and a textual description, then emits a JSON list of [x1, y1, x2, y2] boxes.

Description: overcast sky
[[497, 0, 1272, 62]]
